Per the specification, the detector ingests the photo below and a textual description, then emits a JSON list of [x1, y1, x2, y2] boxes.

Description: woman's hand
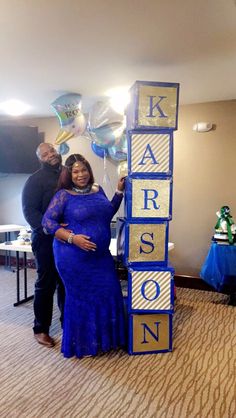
[[117, 177, 126, 192], [73, 234, 97, 252]]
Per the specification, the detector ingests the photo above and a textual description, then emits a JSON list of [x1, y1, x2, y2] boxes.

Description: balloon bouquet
[[88, 99, 128, 183], [52, 93, 128, 179]]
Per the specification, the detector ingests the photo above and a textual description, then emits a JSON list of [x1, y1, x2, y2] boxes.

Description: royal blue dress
[[42, 186, 125, 358]]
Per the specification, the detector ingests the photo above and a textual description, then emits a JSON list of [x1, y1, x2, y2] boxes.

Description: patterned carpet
[[0, 266, 236, 418]]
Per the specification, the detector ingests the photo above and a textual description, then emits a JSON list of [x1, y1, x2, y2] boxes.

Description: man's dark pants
[[31, 231, 65, 334]]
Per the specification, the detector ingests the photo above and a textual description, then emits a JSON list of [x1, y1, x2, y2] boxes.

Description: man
[[22, 143, 65, 347]]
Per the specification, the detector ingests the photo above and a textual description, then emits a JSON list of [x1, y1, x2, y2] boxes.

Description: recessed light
[[0, 99, 31, 116], [105, 86, 130, 115]]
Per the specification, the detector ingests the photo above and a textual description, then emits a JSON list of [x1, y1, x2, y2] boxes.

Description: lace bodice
[[42, 186, 123, 252]]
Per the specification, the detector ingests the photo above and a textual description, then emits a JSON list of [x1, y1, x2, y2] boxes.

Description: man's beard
[[42, 154, 62, 169], [52, 153, 62, 168]]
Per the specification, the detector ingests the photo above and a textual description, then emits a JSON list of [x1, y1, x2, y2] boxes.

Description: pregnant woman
[[42, 153, 125, 358]]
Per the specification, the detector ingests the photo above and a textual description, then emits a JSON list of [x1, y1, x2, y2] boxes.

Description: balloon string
[[102, 154, 122, 219], [103, 155, 114, 194], [103, 153, 107, 171]]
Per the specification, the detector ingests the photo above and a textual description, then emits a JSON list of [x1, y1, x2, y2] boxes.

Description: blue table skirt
[[200, 243, 236, 292]]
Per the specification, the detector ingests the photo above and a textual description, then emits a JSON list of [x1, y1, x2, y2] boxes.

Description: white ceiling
[[0, 0, 236, 117]]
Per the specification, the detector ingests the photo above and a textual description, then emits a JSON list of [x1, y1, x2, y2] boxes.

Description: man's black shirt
[[22, 162, 62, 234]]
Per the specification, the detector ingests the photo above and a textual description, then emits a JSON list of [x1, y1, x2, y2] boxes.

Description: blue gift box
[[116, 217, 169, 267], [126, 80, 179, 131], [124, 176, 173, 221], [127, 265, 174, 314], [128, 312, 173, 355], [127, 130, 173, 177]]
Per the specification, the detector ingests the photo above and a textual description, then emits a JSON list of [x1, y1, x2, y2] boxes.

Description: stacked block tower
[[117, 80, 180, 355]]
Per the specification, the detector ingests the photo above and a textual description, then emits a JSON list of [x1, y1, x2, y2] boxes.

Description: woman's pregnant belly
[[66, 221, 111, 252]]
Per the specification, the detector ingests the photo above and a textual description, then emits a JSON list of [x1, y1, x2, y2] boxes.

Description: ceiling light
[[105, 86, 130, 115], [0, 99, 31, 116]]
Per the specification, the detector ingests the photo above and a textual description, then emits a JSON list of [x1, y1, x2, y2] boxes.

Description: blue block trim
[[116, 218, 169, 267], [128, 313, 173, 355], [126, 80, 180, 131], [124, 176, 173, 221], [127, 130, 174, 178], [127, 267, 175, 314]]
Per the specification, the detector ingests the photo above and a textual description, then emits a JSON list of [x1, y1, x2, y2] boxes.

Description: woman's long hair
[[57, 154, 95, 190]]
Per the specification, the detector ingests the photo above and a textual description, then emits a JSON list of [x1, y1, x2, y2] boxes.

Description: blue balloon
[[58, 142, 70, 155], [108, 132, 127, 161], [91, 141, 108, 158]]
